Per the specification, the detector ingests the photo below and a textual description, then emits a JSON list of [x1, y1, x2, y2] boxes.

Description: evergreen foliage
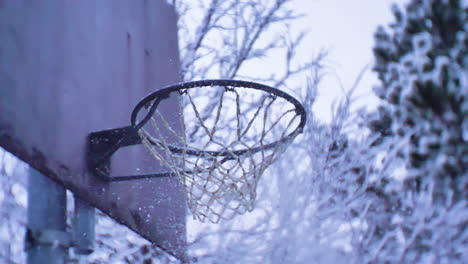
[[365, 0, 467, 262]]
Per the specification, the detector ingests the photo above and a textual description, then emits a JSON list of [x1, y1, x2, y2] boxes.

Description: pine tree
[[364, 0, 467, 262]]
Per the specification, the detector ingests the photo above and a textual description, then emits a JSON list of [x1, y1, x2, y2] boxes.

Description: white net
[[137, 83, 302, 223]]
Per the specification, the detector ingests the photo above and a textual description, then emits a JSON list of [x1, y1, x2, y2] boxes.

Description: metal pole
[[26, 167, 69, 264], [73, 197, 95, 255]]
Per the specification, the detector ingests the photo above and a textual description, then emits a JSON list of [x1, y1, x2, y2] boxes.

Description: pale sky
[[293, 0, 408, 122]]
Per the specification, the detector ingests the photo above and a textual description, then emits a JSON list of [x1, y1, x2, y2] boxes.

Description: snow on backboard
[[0, 0, 186, 260]]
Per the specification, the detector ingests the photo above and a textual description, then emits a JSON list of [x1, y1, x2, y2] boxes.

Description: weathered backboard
[[0, 0, 186, 259]]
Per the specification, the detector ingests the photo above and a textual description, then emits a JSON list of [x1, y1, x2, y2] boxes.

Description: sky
[[291, 0, 408, 122]]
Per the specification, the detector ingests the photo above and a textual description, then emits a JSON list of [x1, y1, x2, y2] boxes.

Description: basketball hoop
[[88, 80, 306, 222]]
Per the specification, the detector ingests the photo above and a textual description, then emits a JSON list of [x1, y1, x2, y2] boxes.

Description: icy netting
[[137, 83, 303, 223]]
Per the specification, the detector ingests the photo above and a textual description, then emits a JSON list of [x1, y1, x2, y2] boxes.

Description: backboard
[[0, 0, 186, 260]]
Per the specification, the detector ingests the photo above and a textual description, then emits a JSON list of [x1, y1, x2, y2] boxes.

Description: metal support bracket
[[25, 228, 72, 250], [87, 126, 175, 182]]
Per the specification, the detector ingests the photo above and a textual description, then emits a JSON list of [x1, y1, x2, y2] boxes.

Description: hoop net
[[137, 83, 302, 223]]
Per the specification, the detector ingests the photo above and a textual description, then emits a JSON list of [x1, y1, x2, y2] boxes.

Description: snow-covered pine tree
[[365, 0, 467, 262]]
